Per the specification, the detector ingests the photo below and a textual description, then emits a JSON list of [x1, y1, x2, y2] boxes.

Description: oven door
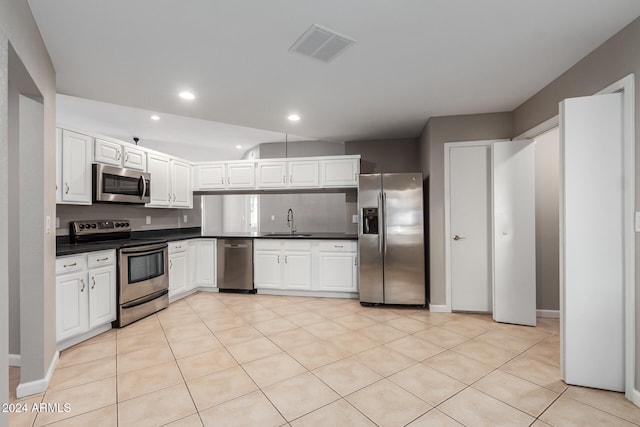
[[119, 243, 169, 304], [94, 164, 150, 204]]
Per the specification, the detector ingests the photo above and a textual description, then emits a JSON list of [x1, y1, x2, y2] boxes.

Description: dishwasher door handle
[[224, 244, 249, 248]]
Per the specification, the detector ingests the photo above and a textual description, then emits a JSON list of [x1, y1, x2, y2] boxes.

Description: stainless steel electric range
[[70, 219, 169, 327]]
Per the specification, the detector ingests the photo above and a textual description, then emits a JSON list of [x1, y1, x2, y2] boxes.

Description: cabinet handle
[[277, 255, 280, 264], [285, 255, 288, 264], [227, 176, 230, 185], [354, 257, 357, 266], [96, 257, 108, 262], [117, 150, 121, 160], [289, 175, 292, 183], [80, 279, 85, 292], [91, 277, 96, 289], [63, 262, 77, 268], [173, 194, 176, 202], [175, 245, 182, 249], [334, 245, 343, 248], [221, 176, 224, 184], [170, 260, 173, 269], [125, 152, 129, 162], [65, 182, 70, 194], [355, 172, 357, 181], [168, 193, 171, 202], [282, 176, 285, 183]]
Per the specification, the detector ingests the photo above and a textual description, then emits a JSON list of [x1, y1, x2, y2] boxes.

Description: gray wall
[[345, 138, 420, 173], [258, 140, 345, 159], [512, 16, 640, 390], [534, 128, 560, 311], [56, 197, 202, 235], [418, 113, 513, 306], [1, 0, 57, 408]]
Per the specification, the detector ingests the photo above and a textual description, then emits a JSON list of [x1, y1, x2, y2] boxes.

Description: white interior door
[[492, 140, 536, 326], [449, 145, 492, 312], [561, 93, 625, 392]]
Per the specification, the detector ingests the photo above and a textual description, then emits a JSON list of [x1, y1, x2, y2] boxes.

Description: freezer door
[[358, 174, 384, 303], [382, 173, 425, 305]]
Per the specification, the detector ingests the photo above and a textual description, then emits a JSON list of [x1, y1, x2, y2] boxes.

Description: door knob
[[453, 235, 466, 241]]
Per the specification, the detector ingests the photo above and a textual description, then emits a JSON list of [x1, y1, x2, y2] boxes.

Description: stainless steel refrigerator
[[358, 173, 426, 306]]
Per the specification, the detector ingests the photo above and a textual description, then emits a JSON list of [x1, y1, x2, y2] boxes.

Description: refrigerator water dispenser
[[362, 208, 378, 234]]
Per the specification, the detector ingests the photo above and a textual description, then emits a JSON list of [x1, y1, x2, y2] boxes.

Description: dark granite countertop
[[57, 227, 356, 256]]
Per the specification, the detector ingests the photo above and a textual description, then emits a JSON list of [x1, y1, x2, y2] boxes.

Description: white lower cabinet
[[169, 241, 189, 298], [254, 239, 357, 294], [56, 250, 116, 343], [317, 241, 358, 293], [195, 239, 216, 287], [254, 240, 312, 291]]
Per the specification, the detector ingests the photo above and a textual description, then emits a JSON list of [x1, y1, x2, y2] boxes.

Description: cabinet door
[[147, 153, 171, 207], [56, 271, 89, 342], [320, 159, 359, 187], [318, 252, 357, 292], [197, 240, 216, 287], [289, 161, 319, 188], [196, 164, 226, 189], [257, 162, 286, 188], [169, 252, 188, 297], [123, 146, 147, 171], [88, 265, 116, 328], [56, 128, 62, 203], [61, 130, 93, 204], [254, 250, 282, 289], [227, 163, 255, 188], [284, 251, 312, 290], [188, 242, 198, 288], [94, 139, 122, 166], [171, 159, 192, 207]]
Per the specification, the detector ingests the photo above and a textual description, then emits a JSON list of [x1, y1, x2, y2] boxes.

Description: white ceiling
[[29, 0, 640, 151]]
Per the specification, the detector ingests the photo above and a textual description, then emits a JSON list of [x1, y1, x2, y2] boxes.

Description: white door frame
[[515, 74, 636, 404], [444, 139, 507, 312]]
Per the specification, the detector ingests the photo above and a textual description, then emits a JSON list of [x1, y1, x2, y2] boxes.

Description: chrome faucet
[[287, 208, 296, 234]]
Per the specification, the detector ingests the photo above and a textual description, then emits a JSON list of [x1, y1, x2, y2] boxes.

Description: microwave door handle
[[139, 175, 147, 200]]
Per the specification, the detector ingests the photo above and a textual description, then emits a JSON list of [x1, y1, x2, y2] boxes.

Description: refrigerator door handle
[[378, 192, 384, 254], [382, 192, 388, 255]]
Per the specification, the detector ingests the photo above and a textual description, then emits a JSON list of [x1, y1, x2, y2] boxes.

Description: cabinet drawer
[[317, 241, 357, 252], [87, 250, 116, 268], [254, 239, 281, 251], [169, 241, 188, 253], [283, 240, 312, 251], [56, 255, 86, 274]]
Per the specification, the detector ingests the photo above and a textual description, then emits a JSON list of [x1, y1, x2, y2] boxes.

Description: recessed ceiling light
[[179, 91, 195, 100], [150, 115, 160, 121], [236, 145, 242, 149], [288, 114, 301, 122]]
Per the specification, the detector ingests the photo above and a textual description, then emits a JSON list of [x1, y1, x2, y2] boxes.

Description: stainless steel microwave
[[93, 164, 150, 204]]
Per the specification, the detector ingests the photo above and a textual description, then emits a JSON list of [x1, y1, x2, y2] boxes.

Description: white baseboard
[[56, 323, 112, 352], [536, 309, 560, 318], [631, 388, 640, 408], [428, 304, 451, 313], [8, 354, 20, 367], [256, 289, 358, 299], [16, 350, 59, 399]]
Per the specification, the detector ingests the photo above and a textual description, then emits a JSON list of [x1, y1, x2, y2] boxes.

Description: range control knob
[[79, 224, 85, 230], [91, 224, 97, 229], [124, 222, 130, 227]]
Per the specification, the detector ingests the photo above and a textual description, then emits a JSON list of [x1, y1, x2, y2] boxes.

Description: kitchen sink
[[264, 233, 312, 237]]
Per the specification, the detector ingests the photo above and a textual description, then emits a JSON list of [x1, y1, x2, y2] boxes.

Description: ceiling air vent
[[289, 24, 355, 63]]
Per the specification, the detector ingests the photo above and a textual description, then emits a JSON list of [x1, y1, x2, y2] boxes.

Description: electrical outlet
[[352, 214, 358, 224], [183, 215, 188, 223], [55, 217, 60, 228], [636, 212, 640, 232], [45, 216, 51, 234], [146, 215, 151, 225], [271, 215, 275, 221]]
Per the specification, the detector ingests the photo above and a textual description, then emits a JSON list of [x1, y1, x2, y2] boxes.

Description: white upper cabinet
[[171, 159, 192, 207], [147, 153, 192, 208], [147, 152, 172, 207], [94, 138, 122, 166], [288, 160, 319, 188], [257, 161, 287, 188], [123, 146, 146, 171], [320, 158, 360, 187], [60, 129, 93, 204], [227, 162, 255, 188], [56, 128, 62, 203], [196, 163, 226, 189]]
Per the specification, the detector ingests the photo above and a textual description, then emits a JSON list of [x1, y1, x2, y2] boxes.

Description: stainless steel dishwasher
[[217, 239, 254, 292]]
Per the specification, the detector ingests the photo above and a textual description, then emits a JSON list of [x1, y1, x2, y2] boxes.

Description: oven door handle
[[120, 243, 168, 255]]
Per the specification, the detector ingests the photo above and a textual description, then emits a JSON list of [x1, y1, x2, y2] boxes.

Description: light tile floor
[[8, 291, 640, 426]]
